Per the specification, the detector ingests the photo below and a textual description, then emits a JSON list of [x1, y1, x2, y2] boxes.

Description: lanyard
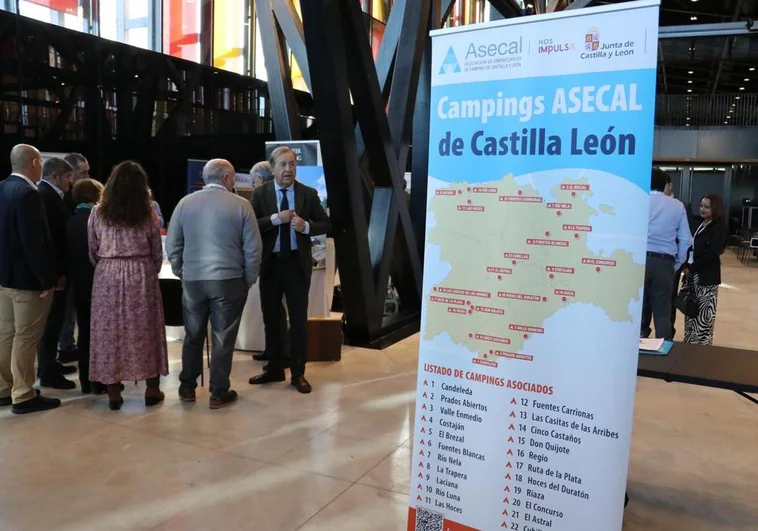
[[694, 221, 710, 239]]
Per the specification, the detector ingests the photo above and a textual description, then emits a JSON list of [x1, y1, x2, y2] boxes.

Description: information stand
[[408, 2, 659, 530]]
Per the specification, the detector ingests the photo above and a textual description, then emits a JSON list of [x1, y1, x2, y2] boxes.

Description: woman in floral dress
[[88, 161, 168, 410]]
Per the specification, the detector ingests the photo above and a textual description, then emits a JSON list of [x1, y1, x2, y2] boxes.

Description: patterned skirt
[[683, 273, 719, 345]]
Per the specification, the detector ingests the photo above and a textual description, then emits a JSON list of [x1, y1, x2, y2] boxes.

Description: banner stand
[[409, 2, 660, 530]]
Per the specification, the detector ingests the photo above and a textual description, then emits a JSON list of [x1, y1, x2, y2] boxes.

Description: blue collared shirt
[[270, 183, 310, 252], [647, 191, 692, 270]]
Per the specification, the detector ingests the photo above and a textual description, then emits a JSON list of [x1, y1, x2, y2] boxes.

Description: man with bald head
[[0, 144, 61, 414], [166, 159, 262, 409]]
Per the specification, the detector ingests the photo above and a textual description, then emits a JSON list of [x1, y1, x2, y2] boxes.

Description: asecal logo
[[585, 27, 600, 51], [439, 46, 462, 75]]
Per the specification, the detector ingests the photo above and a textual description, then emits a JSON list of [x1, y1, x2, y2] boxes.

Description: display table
[[638, 342, 758, 397], [159, 239, 337, 351]]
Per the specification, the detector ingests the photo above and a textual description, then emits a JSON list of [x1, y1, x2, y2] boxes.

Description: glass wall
[[3, 0, 490, 84], [213, 0, 250, 75], [163, 0, 206, 62]]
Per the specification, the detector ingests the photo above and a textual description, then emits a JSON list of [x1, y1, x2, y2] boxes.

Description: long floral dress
[[88, 207, 168, 384]]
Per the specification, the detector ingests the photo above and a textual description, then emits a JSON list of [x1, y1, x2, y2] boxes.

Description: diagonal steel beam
[[255, 0, 301, 140], [272, 0, 312, 93], [300, 0, 382, 338], [340, 0, 423, 305], [488, 0, 523, 17], [387, 0, 432, 171], [565, 0, 595, 10], [442, 0, 455, 24]]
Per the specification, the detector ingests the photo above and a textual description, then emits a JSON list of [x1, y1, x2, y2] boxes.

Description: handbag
[[675, 275, 699, 318]]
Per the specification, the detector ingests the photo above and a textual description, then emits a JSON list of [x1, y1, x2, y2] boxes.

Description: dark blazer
[[689, 220, 727, 287], [38, 180, 71, 277], [251, 180, 331, 278], [63, 190, 76, 212], [0, 175, 56, 291], [67, 207, 95, 304]]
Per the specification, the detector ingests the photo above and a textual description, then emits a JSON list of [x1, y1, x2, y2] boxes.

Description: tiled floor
[[1, 251, 757, 530]]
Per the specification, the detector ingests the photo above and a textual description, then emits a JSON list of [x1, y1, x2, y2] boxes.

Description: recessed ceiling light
[[745, 78, 750, 82], [724, 121, 728, 124], [751, 67, 756, 71], [687, 89, 692, 93], [688, 80, 693, 84], [740, 87, 745, 90], [736, 96, 741, 100], [686, 117, 691, 121], [690, 16, 698, 21], [688, 71, 694, 74]]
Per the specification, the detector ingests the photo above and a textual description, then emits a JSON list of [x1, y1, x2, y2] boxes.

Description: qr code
[[415, 507, 443, 531]]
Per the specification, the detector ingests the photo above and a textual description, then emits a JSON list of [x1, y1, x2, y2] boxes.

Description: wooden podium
[[307, 317, 343, 362]]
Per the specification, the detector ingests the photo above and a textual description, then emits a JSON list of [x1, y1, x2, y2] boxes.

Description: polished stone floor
[[0, 252, 756, 530]]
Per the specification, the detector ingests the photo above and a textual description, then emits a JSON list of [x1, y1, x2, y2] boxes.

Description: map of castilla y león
[[423, 173, 643, 364]]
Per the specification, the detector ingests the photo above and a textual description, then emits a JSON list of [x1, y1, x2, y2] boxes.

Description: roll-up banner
[[409, 2, 660, 530]]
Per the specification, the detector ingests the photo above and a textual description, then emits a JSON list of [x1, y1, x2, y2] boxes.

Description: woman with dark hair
[[683, 193, 728, 345], [88, 161, 168, 410], [67, 179, 105, 394]]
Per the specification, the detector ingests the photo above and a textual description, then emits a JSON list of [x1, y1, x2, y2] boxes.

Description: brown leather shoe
[[178, 387, 196, 402], [291, 376, 312, 394], [209, 390, 238, 410], [249, 370, 286, 385]]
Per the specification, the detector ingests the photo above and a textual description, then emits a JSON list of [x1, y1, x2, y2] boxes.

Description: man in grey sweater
[[166, 159, 262, 409]]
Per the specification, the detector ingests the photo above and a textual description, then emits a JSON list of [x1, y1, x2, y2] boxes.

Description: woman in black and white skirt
[[683, 193, 727, 345]]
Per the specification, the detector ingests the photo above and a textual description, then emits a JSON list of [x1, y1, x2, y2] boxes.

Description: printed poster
[[408, 2, 660, 530], [265, 140, 327, 209]]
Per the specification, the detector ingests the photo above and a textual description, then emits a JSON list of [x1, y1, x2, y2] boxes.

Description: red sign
[[26, 0, 77, 14]]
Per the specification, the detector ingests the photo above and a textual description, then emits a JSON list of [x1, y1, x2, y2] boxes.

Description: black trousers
[[264, 301, 290, 360], [37, 287, 68, 379], [260, 253, 310, 378], [73, 288, 92, 385]]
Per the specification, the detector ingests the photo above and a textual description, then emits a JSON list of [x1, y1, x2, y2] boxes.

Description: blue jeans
[[179, 279, 248, 396]]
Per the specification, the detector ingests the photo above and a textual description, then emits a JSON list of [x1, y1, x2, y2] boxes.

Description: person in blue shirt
[[640, 168, 693, 340], [149, 188, 164, 228]]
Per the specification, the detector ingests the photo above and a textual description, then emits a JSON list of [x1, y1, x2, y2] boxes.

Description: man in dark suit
[[0, 144, 61, 414], [248, 147, 331, 394], [37, 157, 76, 389], [61, 153, 90, 212], [249, 160, 289, 367], [57, 153, 90, 363]]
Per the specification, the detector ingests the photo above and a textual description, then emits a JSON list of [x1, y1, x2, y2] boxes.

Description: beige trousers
[[0, 286, 52, 404]]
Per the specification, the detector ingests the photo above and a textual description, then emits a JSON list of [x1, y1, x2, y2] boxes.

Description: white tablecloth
[[160, 239, 337, 351]]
